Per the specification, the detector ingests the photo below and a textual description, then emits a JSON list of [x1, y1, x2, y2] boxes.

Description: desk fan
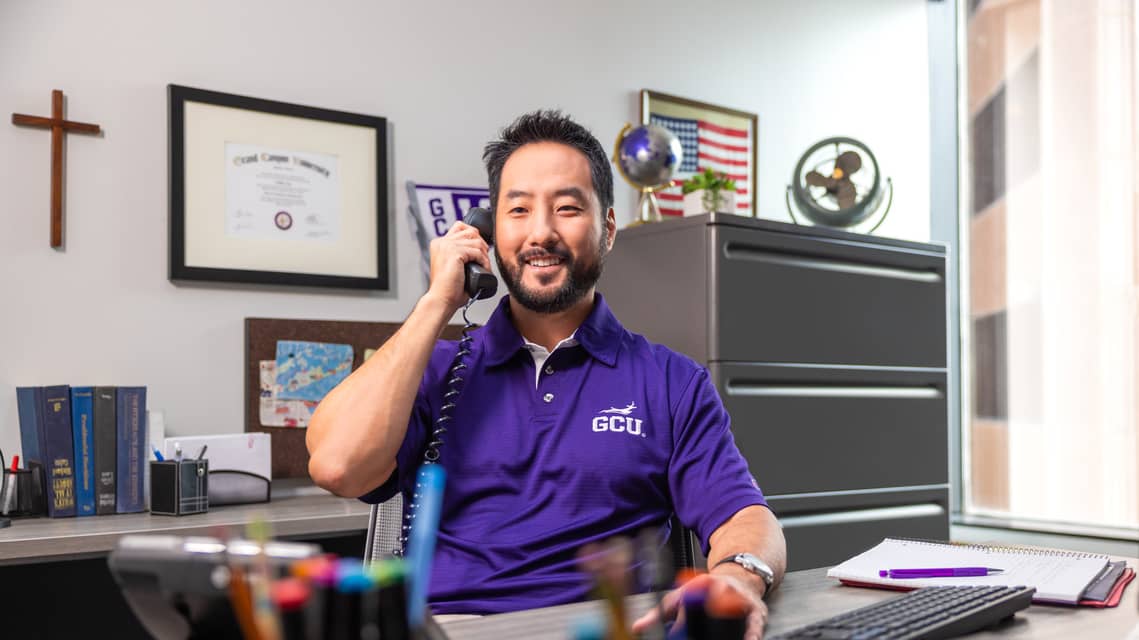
[[786, 136, 893, 233]]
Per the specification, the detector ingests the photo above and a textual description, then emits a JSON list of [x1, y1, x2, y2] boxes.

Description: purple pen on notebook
[[879, 567, 1005, 579]]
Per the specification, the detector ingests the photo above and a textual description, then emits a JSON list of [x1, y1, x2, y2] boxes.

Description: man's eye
[[509, 207, 527, 214], [558, 206, 583, 214]]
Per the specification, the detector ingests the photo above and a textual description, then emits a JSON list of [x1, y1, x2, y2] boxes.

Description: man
[[307, 111, 786, 638]]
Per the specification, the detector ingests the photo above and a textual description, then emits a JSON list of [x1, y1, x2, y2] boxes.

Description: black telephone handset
[[462, 207, 498, 300]]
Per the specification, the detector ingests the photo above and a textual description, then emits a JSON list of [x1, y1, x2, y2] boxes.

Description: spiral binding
[[396, 296, 480, 555], [888, 537, 1108, 559]]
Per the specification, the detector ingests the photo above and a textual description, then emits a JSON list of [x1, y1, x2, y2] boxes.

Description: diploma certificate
[[225, 142, 341, 243]]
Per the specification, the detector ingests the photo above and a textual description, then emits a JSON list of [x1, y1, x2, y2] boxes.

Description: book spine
[[42, 385, 76, 517], [15, 387, 45, 464], [93, 386, 117, 515], [115, 387, 147, 513], [70, 387, 96, 516]]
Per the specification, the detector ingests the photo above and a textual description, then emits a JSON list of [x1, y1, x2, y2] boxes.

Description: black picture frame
[[169, 84, 389, 290]]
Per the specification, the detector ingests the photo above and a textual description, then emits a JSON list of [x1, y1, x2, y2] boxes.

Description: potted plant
[[681, 168, 737, 216]]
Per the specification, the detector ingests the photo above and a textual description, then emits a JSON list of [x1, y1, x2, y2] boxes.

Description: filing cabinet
[[599, 213, 950, 570]]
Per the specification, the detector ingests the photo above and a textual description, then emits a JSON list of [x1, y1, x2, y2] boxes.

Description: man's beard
[[496, 242, 606, 314]]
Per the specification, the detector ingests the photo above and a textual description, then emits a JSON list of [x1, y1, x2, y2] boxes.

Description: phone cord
[[397, 295, 479, 555]]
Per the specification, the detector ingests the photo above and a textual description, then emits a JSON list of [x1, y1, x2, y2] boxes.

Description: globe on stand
[[613, 123, 684, 226]]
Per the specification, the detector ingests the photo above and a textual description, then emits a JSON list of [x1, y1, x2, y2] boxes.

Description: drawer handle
[[725, 383, 943, 399], [780, 503, 946, 528], [723, 244, 942, 284]]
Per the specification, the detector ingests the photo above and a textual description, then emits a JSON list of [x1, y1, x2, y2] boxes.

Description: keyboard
[[770, 585, 1036, 640]]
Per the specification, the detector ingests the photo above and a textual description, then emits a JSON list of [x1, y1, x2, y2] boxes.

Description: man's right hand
[[427, 221, 493, 314]]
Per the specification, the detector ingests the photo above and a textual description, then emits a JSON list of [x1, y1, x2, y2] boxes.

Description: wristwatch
[[714, 552, 775, 592]]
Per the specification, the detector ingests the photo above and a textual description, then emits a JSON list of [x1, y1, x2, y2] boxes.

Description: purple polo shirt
[[359, 293, 766, 614]]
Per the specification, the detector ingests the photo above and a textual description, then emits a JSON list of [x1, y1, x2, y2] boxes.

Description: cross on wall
[[12, 89, 102, 248]]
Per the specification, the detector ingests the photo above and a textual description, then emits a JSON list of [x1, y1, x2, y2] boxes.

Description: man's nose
[[525, 207, 559, 245]]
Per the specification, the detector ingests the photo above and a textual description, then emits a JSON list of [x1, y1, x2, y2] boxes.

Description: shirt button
[[544, 365, 555, 375], [543, 393, 554, 403]]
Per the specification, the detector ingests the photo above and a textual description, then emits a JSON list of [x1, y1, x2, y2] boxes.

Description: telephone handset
[[400, 207, 496, 553], [462, 207, 497, 300]]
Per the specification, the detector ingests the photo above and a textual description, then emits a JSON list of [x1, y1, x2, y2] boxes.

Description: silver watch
[[715, 552, 775, 591]]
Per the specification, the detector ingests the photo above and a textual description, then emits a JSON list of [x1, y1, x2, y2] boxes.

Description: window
[[964, 0, 1138, 534]]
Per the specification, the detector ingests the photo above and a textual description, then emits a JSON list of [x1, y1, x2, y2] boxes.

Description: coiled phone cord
[[397, 295, 479, 554]]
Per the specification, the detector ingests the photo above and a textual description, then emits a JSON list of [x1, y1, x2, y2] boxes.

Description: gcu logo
[[592, 402, 645, 437]]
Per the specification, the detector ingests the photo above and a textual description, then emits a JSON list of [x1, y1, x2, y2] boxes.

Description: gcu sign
[[591, 415, 644, 436]]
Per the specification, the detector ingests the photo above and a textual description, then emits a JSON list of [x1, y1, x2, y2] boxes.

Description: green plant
[[681, 168, 737, 212]]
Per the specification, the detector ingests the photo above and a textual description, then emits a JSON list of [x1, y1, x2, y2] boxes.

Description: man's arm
[[707, 504, 787, 599], [306, 222, 490, 497]]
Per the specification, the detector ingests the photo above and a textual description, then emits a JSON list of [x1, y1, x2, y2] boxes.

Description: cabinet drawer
[[777, 501, 949, 571], [711, 226, 946, 367], [712, 364, 948, 495]]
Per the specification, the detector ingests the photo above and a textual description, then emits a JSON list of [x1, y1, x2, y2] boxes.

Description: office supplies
[[828, 538, 1110, 604], [151, 446, 165, 462], [406, 464, 445, 627], [271, 578, 310, 640], [149, 459, 209, 516], [197, 444, 208, 460], [164, 434, 271, 506], [371, 560, 412, 640], [770, 585, 1035, 640], [878, 566, 1004, 578]]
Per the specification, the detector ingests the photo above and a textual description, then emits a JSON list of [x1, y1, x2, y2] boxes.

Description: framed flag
[[641, 90, 758, 217]]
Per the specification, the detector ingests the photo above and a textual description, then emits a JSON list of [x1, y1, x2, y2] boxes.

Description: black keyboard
[[771, 585, 1036, 640]]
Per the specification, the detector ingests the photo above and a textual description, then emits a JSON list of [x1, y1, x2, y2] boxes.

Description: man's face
[[494, 142, 615, 314]]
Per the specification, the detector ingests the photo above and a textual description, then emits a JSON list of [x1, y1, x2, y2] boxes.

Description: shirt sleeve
[[356, 368, 432, 504], [668, 366, 768, 555]]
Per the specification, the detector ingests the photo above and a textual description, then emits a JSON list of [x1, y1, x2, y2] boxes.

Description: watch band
[[714, 552, 775, 590]]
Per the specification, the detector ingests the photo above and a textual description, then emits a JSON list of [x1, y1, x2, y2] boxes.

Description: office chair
[[364, 492, 697, 572]]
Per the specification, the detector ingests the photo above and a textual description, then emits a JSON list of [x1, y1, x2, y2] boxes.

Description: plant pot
[[683, 189, 737, 216]]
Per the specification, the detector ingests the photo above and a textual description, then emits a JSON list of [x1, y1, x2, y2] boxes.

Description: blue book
[[15, 387, 49, 500], [115, 387, 147, 513], [42, 385, 77, 517], [15, 387, 47, 466], [70, 387, 96, 516]]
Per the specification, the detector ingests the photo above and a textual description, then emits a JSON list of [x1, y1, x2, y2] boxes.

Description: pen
[[151, 446, 165, 462], [406, 464, 446, 627], [10, 455, 19, 472], [879, 567, 1005, 579], [196, 444, 208, 461]]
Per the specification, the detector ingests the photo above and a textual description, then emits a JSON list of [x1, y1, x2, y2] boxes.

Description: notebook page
[[826, 538, 1109, 604]]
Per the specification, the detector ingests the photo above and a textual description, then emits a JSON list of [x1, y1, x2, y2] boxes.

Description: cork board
[[244, 318, 464, 478]]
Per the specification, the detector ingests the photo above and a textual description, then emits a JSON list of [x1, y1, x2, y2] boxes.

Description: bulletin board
[[244, 318, 464, 478]]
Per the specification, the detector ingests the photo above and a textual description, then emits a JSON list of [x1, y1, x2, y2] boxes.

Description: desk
[[441, 563, 1139, 639], [0, 492, 370, 565]]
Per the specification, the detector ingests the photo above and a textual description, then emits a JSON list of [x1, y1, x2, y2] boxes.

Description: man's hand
[[631, 573, 768, 640], [427, 221, 492, 314]]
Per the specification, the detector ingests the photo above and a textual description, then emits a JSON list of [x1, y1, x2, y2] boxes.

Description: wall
[[0, 0, 932, 457]]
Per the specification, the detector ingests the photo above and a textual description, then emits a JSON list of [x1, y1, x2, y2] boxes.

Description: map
[[274, 341, 354, 402]]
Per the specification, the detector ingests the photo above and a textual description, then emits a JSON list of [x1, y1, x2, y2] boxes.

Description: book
[[827, 538, 1111, 605], [15, 387, 48, 479], [93, 386, 117, 514], [70, 387, 96, 516], [41, 385, 77, 517], [115, 387, 147, 513]]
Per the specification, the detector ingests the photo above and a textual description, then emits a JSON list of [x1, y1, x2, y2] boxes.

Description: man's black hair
[[483, 110, 614, 215]]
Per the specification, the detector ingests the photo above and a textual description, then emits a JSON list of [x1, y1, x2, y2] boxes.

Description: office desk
[[441, 563, 1139, 639], [0, 492, 370, 565]]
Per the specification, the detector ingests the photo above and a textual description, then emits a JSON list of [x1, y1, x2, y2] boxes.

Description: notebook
[[827, 538, 1111, 604]]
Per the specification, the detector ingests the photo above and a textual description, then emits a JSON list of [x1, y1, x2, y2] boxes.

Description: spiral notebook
[[827, 538, 1111, 604]]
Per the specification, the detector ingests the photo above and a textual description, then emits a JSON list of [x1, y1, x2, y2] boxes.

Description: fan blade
[[836, 180, 857, 209], [836, 150, 862, 175], [805, 170, 832, 188]]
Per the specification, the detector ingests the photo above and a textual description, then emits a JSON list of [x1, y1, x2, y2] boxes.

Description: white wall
[[0, 0, 931, 457]]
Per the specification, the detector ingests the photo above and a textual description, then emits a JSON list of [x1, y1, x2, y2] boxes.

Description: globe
[[615, 123, 683, 189]]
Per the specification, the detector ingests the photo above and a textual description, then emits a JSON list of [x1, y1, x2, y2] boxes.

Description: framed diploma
[[169, 85, 389, 290]]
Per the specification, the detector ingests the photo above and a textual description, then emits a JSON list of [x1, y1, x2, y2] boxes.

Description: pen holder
[[149, 459, 209, 516], [0, 466, 46, 517]]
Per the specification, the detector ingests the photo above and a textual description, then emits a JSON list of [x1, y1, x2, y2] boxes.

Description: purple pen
[[879, 567, 1004, 579]]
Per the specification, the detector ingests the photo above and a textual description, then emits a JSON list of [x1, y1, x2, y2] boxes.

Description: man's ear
[[604, 207, 617, 251]]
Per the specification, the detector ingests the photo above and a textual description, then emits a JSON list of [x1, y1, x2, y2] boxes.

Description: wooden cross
[[12, 90, 102, 248]]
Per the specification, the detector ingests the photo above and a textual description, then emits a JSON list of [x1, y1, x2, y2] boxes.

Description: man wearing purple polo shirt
[[307, 110, 786, 638]]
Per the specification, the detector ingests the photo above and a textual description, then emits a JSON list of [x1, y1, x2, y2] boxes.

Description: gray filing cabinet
[[598, 213, 949, 570]]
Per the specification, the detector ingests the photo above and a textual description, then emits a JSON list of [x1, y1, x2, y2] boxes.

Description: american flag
[[649, 114, 752, 217]]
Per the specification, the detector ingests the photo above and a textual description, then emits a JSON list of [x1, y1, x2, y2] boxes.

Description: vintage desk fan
[[786, 136, 893, 233]]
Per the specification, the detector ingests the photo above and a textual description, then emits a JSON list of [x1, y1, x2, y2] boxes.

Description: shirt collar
[[481, 292, 624, 368]]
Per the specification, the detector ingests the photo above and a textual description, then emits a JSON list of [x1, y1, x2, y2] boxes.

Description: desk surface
[[441, 563, 1139, 639], [0, 492, 370, 565]]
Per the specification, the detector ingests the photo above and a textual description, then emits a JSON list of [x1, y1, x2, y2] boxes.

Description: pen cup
[[1, 466, 46, 517], [149, 459, 208, 516]]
